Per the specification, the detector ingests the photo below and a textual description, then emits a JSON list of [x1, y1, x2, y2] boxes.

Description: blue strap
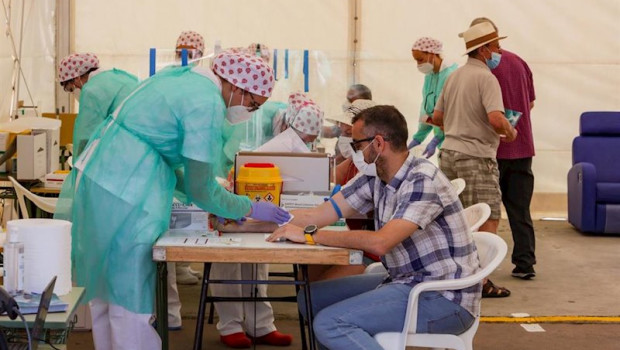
[[329, 198, 343, 219], [273, 49, 278, 80], [284, 49, 289, 79], [303, 49, 309, 92], [181, 49, 188, 66], [149, 48, 156, 76]]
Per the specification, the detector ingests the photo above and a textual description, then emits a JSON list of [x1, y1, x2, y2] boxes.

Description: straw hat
[[327, 99, 376, 126], [459, 22, 506, 55]]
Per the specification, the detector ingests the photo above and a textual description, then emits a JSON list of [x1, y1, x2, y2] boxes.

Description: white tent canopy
[[1, 0, 619, 195]]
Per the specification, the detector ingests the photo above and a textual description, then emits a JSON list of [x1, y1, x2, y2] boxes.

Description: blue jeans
[[298, 273, 475, 350]]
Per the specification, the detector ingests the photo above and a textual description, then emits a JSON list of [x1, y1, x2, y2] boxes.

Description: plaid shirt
[[341, 153, 482, 315]]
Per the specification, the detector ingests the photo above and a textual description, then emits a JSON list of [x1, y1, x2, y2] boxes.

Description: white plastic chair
[[364, 262, 388, 274], [364, 203, 491, 276], [462, 203, 491, 233], [8, 176, 58, 219], [374, 231, 507, 350], [450, 178, 466, 196]]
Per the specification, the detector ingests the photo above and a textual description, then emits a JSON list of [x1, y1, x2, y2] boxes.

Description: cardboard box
[[42, 113, 77, 147], [170, 200, 211, 231], [44, 170, 70, 188], [34, 127, 60, 173], [0, 132, 10, 172], [17, 132, 47, 180]]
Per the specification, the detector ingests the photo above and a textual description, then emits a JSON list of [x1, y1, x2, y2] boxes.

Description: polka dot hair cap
[[287, 92, 324, 136], [58, 53, 99, 83], [176, 31, 205, 55], [212, 50, 275, 98], [412, 37, 443, 54]]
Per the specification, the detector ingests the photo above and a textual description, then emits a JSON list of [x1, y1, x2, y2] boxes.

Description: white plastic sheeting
[[1, 0, 619, 193], [358, 0, 620, 193], [0, 0, 55, 120]]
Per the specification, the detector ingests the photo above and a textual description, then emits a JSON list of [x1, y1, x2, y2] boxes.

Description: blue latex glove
[[248, 201, 291, 225], [422, 137, 441, 158], [407, 139, 421, 150]]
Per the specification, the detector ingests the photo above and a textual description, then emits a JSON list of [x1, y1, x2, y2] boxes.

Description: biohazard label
[[245, 184, 276, 191]]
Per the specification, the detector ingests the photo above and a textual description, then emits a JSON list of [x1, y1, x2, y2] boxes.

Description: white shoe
[[176, 270, 199, 285], [187, 266, 203, 279]]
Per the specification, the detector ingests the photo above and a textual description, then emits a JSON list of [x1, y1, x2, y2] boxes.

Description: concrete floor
[[66, 218, 620, 349]]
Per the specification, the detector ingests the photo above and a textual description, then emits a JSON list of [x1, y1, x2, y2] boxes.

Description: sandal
[[482, 279, 511, 298]]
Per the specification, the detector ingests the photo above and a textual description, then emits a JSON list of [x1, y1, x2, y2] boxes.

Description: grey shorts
[[439, 149, 502, 220]]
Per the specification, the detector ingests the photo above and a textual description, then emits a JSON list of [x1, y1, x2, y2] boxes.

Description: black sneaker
[[511, 267, 536, 280]]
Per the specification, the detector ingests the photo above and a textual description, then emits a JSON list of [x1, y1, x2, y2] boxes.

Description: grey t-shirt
[[435, 57, 504, 158]]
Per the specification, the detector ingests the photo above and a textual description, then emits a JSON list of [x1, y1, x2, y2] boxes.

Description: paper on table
[[13, 292, 68, 314], [205, 237, 242, 247]]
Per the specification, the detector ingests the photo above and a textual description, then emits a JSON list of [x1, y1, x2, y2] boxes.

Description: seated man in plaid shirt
[[267, 105, 482, 350]]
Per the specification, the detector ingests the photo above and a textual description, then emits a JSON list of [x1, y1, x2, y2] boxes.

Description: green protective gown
[[220, 101, 287, 175], [411, 62, 459, 147], [74, 69, 139, 159], [54, 66, 252, 314]]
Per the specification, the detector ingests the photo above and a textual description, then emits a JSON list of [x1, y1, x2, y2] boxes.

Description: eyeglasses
[[350, 136, 376, 151], [246, 91, 261, 112], [62, 79, 76, 93]]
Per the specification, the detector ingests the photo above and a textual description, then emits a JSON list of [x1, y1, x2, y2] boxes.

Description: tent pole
[[347, 0, 361, 86]]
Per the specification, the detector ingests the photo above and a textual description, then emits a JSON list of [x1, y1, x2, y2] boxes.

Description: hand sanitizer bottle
[[4, 227, 24, 295]]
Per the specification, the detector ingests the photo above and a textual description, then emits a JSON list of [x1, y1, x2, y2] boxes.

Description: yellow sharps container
[[235, 163, 283, 206]]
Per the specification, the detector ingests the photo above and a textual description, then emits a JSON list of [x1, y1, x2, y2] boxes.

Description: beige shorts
[[439, 149, 502, 220]]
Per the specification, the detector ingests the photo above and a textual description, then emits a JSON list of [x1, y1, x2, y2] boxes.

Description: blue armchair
[[568, 111, 620, 234]]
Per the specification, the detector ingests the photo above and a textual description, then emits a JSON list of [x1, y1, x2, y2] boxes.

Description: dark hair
[[60, 67, 99, 86], [467, 44, 489, 58], [349, 84, 372, 100], [351, 105, 408, 152]]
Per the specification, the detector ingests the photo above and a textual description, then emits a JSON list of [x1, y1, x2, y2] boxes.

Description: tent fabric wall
[[0, 0, 55, 121], [1, 0, 618, 194], [358, 0, 620, 193]]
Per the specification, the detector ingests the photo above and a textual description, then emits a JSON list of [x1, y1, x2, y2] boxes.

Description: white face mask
[[225, 90, 252, 124], [73, 88, 81, 101], [417, 62, 434, 75], [351, 139, 380, 177], [417, 54, 434, 74], [337, 136, 354, 159], [341, 101, 352, 112]]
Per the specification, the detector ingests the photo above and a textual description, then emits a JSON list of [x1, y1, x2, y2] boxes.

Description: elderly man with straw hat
[[432, 22, 517, 298]]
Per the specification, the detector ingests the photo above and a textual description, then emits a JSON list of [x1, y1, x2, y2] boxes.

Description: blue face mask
[[485, 48, 502, 70]]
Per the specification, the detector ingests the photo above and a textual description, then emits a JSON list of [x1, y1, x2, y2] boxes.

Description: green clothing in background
[[221, 101, 287, 176], [411, 62, 458, 147], [55, 66, 251, 314], [74, 69, 139, 158]]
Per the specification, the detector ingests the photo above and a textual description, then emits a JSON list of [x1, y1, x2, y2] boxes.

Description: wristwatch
[[304, 224, 318, 245]]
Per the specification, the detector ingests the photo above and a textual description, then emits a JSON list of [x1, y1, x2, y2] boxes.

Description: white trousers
[[209, 263, 276, 337], [89, 299, 161, 350], [167, 262, 182, 327]]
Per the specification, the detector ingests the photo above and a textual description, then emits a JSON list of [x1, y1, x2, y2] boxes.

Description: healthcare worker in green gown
[[58, 53, 139, 159], [408, 37, 458, 159], [170, 30, 206, 286], [54, 50, 288, 350]]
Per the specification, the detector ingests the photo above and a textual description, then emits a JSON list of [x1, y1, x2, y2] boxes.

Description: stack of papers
[[13, 292, 68, 314]]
